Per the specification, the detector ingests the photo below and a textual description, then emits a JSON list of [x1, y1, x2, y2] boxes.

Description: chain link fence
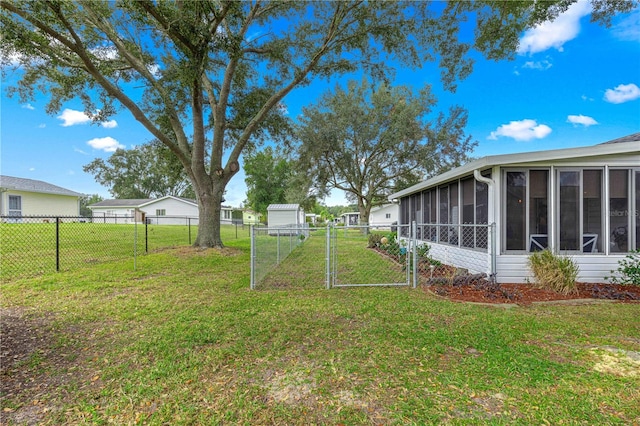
[[250, 222, 496, 290], [250, 224, 319, 290], [331, 224, 411, 288], [1, 216, 142, 280], [0, 215, 251, 280]]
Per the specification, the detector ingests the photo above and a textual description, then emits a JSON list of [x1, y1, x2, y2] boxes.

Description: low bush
[[367, 233, 382, 248], [528, 250, 579, 294], [607, 249, 640, 285]]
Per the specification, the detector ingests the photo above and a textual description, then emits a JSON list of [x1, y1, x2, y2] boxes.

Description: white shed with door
[[267, 204, 304, 228]]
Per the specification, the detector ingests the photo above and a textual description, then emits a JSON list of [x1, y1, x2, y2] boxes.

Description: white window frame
[[8, 195, 22, 216]]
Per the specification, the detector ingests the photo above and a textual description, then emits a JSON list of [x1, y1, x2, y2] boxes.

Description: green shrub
[[607, 249, 640, 285], [367, 233, 382, 248], [528, 250, 579, 294]]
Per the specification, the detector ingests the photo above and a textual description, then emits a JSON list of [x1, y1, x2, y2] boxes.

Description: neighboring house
[[369, 203, 399, 227], [340, 212, 360, 226], [243, 210, 262, 225], [0, 175, 82, 220], [388, 133, 640, 284], [89, 195, 235, 225], [305, 213, 319, 225], [267, 204, 305, 228]]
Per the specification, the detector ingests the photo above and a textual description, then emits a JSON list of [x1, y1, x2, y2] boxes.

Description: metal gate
[[250, 222, 495, 290], [329, 224, 413, 288]]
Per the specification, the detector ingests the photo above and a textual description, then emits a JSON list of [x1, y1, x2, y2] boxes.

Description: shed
[[267, 204, 305, 228]]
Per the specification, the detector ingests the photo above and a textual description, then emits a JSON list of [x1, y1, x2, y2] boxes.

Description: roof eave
[[389, 140, 639, 200]]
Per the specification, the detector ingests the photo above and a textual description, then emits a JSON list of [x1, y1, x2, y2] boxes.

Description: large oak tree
[[295, 79, 476, 225], [1, 1, 633, 247]]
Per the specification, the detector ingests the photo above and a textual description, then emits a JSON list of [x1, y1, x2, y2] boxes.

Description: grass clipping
[[528, 249, 579, 295]]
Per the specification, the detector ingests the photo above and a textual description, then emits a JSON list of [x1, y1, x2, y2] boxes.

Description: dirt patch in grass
[[152, 246, 243, 257], [0, 307, 103, 425]]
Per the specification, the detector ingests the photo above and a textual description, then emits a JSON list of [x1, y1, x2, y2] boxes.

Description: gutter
[[474, 169, 497, 281]]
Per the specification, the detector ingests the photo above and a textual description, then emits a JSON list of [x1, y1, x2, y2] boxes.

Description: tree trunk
[[358, 198, 371, 234], [193, 178, 226, 248]]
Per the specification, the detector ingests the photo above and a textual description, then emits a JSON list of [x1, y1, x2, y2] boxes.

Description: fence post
[[250, 225, 255, 290], [56, 217, 60, 272], [412, 221, 417, 288], [325, 224, 331, 289], [490, 223, 497, 282], [276, 228, 280, 264], [145, 219, 148, 253], [134, 219, 137, 270], [188, 218, 192, 245]]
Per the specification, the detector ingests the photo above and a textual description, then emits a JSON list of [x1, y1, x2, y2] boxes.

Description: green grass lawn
[[1, 230, 639, 425], [0, 222, 249, 279]]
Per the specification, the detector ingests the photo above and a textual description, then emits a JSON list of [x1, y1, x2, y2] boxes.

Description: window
[[529, 170, 549, 236], [223, 210, 231, 219], [461, 178, 474, 248], [558, 171, 580, 250], [8, 195, 21, 216], [505, 171, 526, 250], [385, 213, 391, 219], [156, 209, 166, 216], [582, 170, 603, 253], [504, 169, 550, 252], [635, 171, 640, 250], [610, 169, 629, 253], [439, 185, 449, 243]]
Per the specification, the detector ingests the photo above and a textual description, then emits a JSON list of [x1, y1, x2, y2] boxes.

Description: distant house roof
[[0, 175, 82, 197], [267, 204, 301, 210], [89, 199, 153, 208], [88, 196, 233, 209], [598, 132, 640, 145], [138, 195, 197, 208]]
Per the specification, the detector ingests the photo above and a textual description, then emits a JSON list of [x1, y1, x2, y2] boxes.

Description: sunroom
[[388, 133, 640, 283]]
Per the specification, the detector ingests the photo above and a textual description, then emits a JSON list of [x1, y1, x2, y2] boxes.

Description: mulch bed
[[372, 246, 640, 305], [424, 280, 640, 305]]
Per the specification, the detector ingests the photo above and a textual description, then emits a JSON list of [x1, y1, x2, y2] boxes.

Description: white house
[[388, 133, 640, 284], [0, 175, 82, 219], [369, 204, 399, 227], [340, 212, 360, 226], [267, 204, 305, 228], [89, 196, 235, 225]]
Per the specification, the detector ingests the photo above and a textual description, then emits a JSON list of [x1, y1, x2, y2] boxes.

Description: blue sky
[[1, 2, 639, 207]]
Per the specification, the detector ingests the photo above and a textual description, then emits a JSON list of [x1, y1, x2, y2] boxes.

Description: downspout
[[474, 169, 496, 281]]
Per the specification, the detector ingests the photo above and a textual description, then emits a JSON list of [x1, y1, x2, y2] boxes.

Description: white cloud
[[488, 119, 552, 141], [518, 2, 591, 55], [22, 103, 35, 110], [57, 108, 91, 126], [29, 167, 35, 171], [567, 114, 598, 127], [612, 10, 640, 42], [87, 137, 125, 152], [74, 147, 89, 155], [57, 108, 120, 127], [522, 60, 552, 70], [38, 123, 46, 128], [581, 95, 594, 102], [604, 83, 640, 104]]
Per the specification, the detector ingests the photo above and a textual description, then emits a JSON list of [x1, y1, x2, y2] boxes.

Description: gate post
[[412, 221, 417, 288], [250, 225, 255, 290], [325, 224, 331, 289]]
